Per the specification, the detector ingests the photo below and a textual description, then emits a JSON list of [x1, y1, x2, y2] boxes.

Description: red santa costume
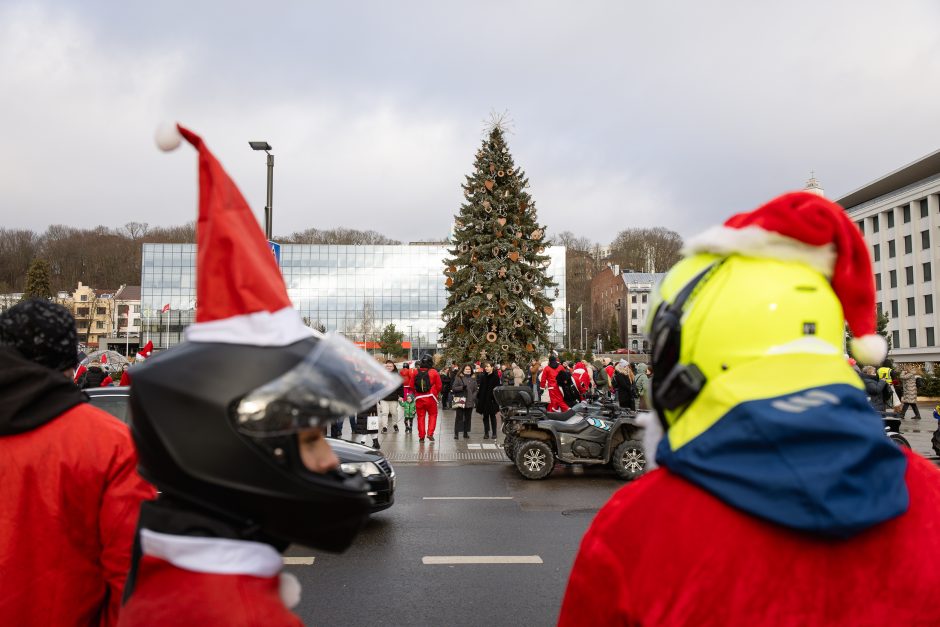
[[0, 302, 155, 627], [538, 357, 569, 412], [570, 360, 590, 397], [413, 356, 442, 439], [559, 192, 940, 625]]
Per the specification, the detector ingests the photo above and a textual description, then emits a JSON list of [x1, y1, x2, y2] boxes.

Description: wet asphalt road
[[284, 463, 626, 627]]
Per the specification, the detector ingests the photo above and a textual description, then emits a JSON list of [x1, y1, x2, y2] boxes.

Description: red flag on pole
[[161, 303, 170, 313]]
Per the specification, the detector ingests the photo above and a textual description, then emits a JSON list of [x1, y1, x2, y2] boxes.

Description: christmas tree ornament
[[445, 277, 454, 287], [511, 282, 523, 294], [498, 266, 507, 278], [501, 344, 509, 351], [529, 287, 538, 296], [524, 271, 533, 282], [522, 244, 529, 252], [485, 180, 494, 191], [541, 258, 551, 267], [497, 217, 507, 226], [489, 163, 496, 174], [554, 287, 560, 297], [503, 191, 510, 198], [483, 200, 491, 209], [508, 251, 520, 262], [495, 230, 503, 237], [487, 332, 497, 342], [474, 283, 483, 293], [513, 318, 523, 328], [544, 306, 554, 315], [531, 229, 543, 240], [497, 170, 505, 177], [519, 200, 528, 210], [516, 230, 523, 238], [472, 308, 481, 318], [448, 264, 457, 273], [526, 343, 535, 352]]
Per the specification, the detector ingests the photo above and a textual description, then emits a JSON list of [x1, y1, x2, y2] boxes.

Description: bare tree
[[280, 227, 401, 245], [609, 227, 682, 273]]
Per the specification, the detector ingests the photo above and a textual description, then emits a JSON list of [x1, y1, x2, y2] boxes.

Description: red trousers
[[415, 396, 438, 438], [548, 387, 569, 413]]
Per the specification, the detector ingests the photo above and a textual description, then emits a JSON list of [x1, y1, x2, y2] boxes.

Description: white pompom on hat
[[685, 191, 887, 365], [155, 122, 182, 151]]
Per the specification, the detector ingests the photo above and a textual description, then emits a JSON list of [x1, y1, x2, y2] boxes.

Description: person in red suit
[[570, 359, 591, 398], [0, 300, 155, 627], [119, 124, 400, 626], [539, 355, 569, 412], [413, 353, 442, 442], [559, 192, 940, 625]]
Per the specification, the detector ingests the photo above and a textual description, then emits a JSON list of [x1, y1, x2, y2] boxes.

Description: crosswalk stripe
[[283, 557, 315, 565], [422, 555, 543, 565], [423, 496, 513, 500]]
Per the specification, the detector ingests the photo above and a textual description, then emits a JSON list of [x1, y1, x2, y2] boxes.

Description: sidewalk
[[898, 402, 939, 462], [334, 408, 509, 464]]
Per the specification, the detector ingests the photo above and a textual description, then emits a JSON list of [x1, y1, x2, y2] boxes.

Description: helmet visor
[[233, 332, 400, 437]]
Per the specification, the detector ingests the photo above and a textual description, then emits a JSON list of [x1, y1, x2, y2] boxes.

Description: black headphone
[[649, 262, 721, 427]]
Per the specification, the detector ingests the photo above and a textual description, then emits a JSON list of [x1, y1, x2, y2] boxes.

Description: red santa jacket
[[559, 450, 940, 626], [570, 362, 590, 394], [413, 367, 442, 400], [539, 363, 565, 389], [0, 347, 156, 627], [119, 530, 302, 627]]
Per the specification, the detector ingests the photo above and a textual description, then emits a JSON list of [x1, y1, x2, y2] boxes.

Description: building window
[[904, 235, 912, 254], [890, 299, 898, 317], [133, 305, 140, 313], [875, 273, 882, 290], [928, 327, 936, 347], [925, 262, 933, 282], [871, 215, 880, 233], [877, 302, 883, 316], [903, 205, 911, 223], [922, 230, 930, 250], [873, 244, 880, 261], [96, 307, 106, 315], [631, 325, 638, 334], [631, 295, 636, 303], [95, 321, 104, 330], [921, 200, 929, 218], [888, 241, 895, 258], [631, 310, 637, 319], [892, 330, 900, 348], [926, 294, 934, 315], [886, 211, 895, 228], [80, 295, 88, 302], [77, 307, 89, 316], [889, 270, 897, 288], [906, 266, 915, 285], [641, 294, 647, 303], [857, 220, 864, 234], [909, 329, 917, 347], [907, 297, 915, 316]]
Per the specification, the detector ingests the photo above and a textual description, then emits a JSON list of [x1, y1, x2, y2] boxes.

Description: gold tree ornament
[[445, 277, 454, 287], [497, 217, 507, 226], [487, 332, 498, 343], [485, 180, 494, 191], [526, 343, 535, 352], [508, 251, 520, 262], [497, 170, 505, 177], [486, 293, 494, 300], [544, 306, 554, 315], [501, 344, 509, 351], [531, 229, 543, 240]]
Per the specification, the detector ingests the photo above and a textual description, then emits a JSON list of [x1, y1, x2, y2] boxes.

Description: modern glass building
[[141, 243, 567, 356]]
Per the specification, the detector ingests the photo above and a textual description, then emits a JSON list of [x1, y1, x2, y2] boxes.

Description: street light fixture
[[249, 141, 274, 239]]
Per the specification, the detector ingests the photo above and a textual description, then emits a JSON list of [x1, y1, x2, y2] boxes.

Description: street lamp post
[[249, 141, 274, 239]]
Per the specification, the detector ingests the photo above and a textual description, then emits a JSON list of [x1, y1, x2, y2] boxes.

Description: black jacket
[[860, 372, 892, 413], [0, 347, 86, 436], [556, 369, 579, 407], [476, 371, 501, 414], [450, 373, 479, 409], [383, 367, 403, 402]]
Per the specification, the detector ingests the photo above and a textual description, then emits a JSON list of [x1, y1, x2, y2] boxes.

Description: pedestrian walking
[[529, 359, 542, 399], [571, 360, 591, 398], [378, 360, 403, 433], [557, 362, 580, 408], [539, 356, 569, 412], [355, 404, 381, 449], [0, 299, 155, 626], [450, 363, 478, 438], [476, 361, 502, 439], [511, 361, 525, 386], [78, 358, 114, 388], [119, 362, 132, 386], [859, 366, 892, 414], [439, 365, 452, 409], [898, 367, 922, 419], [399, 392, 416, 433], [592, 360, 610, 399], [633, 362, 649, 409], [413, 354, 442, 442]]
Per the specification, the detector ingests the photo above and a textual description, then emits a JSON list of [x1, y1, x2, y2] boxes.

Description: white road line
[[422, 496, 514, 500], [467, 443, 482, 449], [481, 443, 500, 449], [283, 557, 315, 565], [422, 555, 543, 565]]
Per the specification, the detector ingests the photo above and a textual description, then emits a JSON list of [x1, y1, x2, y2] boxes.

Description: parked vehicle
[[882, 414, 911, 450], [495, 386, 647, 480], [85, 387, 396, 511]]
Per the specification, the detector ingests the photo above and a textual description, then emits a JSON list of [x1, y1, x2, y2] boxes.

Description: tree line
[[0, 223, 402, 293]]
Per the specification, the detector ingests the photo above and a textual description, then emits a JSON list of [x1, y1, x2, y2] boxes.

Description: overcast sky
[[3, 1, 940, 244]]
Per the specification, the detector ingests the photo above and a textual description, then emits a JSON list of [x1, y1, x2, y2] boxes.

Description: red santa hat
[[155, 123, 310, 346], [684, 191, 887, 365], [136, 340, 154, 361]]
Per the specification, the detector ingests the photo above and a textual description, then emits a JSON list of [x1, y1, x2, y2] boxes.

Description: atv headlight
[[341, 462, 382, 478]]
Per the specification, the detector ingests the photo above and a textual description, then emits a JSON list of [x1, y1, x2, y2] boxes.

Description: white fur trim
[[279, 572, 302, 609], [184, 307, 313, 346], [155, 122, 182, 151], [636, 411, 662, 471], [850, 334, 888, 366], [683, 226, 837, 276], [140, 529, 282, 577]]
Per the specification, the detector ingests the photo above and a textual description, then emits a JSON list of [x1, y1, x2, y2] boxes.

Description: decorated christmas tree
[[441, 122, 557, 363]]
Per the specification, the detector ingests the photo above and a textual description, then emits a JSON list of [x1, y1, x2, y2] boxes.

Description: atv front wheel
[[612, 439, 647, 480], [889, 433, 911, 449], [514, 440, 555, 480], [503, 435, 519, 461]]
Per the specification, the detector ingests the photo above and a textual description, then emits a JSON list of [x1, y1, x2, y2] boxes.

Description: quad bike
[[494, 386, 648, 481], [882, 414, 911, 449]]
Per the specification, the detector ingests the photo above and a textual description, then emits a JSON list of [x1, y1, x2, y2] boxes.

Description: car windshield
[[89, 394, 130, 423]]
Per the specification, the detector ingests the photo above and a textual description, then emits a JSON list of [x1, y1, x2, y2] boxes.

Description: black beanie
[[0, 299, 79, 371]]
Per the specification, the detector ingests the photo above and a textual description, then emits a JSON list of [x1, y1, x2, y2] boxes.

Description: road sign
[[268, 240, 281, 265]]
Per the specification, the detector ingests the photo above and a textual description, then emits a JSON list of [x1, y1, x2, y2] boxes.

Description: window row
[[890, 327, 936, 348], [857, 198, 933, 235], [874, 262, 933, 290], [882, 294, 935, 318]]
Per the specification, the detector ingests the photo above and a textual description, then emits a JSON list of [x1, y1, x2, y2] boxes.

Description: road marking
[[423, 496, 514, 500], [467, 443, 481, 449], [422, 555, 543, 565], [283, 557, 315, 565], [482, 443, 500, 449]]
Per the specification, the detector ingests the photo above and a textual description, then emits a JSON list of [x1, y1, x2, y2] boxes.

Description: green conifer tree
[[441, 124, 556, 363], [22, 259, 53, 301]]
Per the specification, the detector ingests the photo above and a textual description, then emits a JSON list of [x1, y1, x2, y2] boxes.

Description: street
[[287, 410, 628, 627]]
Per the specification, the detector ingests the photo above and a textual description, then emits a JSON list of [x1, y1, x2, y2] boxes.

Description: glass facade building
[[141, 243, 567, 355]]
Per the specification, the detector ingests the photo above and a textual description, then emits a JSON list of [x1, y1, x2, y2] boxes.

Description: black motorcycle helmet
[[419, 353, 434, 369], [129, 332, 398, 553]]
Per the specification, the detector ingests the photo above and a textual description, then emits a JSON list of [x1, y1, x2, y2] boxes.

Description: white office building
[[838, 150, 940, 363]]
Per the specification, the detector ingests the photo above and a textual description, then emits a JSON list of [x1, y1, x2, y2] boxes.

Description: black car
[[85, 386, 396, 512]]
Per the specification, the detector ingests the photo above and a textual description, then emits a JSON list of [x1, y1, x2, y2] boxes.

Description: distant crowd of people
[[336, 354, 654, 447]]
